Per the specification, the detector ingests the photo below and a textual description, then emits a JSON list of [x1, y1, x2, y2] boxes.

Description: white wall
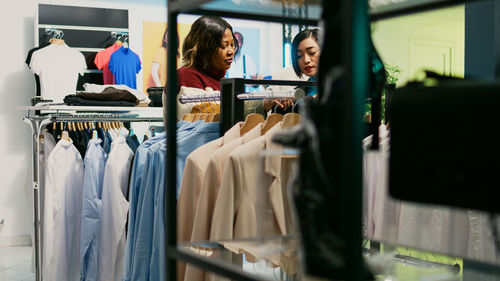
[[372, 5, 465, 86], [0, 0, 170, 245], [0, 1, 39, 246]]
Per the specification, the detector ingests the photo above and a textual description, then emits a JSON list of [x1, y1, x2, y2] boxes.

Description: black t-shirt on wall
[[26, 42, 50, 97]]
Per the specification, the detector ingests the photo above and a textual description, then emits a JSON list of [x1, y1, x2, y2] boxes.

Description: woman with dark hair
[[291, 28, 320, 80], [264, 28, 321, 111], [178, 15, 239, 91]]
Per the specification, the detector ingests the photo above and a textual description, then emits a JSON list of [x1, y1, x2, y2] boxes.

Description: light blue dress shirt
[[122, 121, 189, 281], [80, 138, 108, 281], [149, 121, 220, 281], [129, 121, 202, 281]]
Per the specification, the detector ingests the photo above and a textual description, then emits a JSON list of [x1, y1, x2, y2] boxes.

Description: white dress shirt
[[98, 136, 133, 281], [43, 138, 84, 281]]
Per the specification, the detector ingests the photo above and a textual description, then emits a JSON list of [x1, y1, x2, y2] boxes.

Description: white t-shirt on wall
[[30, 44, 86, 103]]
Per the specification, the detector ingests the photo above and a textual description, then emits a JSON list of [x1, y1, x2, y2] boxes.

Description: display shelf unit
[[165, 0, 489, 281], [165, 1, 323, 280], [19, 105, 163, 281]]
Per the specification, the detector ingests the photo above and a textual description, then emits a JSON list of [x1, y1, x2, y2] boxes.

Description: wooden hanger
[[281, 113, 300, 128], [206, 112, 220, 122], [206, 112, 214, 122], [49, 38, 65, 45], [182, 113, 195, 122], [212, 113, 220, 122], [240, 113, 264, 135], [261, 113, 283, 135], [61, 130, 71, 141], [192, 114, 202, 121], [200, 113, 209, 121]]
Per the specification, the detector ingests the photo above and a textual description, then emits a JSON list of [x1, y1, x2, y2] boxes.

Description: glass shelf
[[179, 235, 301, 281], [369, 0, 461, 19], [178, 236, 500, 281], [170, 0, 465, 22], [169, 0, 321, 24]]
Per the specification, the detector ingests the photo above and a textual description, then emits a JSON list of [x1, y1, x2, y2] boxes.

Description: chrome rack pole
[[22, 116, 52, 281]]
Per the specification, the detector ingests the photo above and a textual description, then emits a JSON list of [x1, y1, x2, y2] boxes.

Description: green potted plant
[[383, 63, 401, 124]]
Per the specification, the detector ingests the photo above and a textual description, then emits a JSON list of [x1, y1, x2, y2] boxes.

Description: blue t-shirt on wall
[[109, 47, 142, 89]]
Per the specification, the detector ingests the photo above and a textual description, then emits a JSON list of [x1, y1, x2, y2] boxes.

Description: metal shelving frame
[[164, 0, 487, 280], [18, 105, 163, 281], [165, 1, 319, 280]]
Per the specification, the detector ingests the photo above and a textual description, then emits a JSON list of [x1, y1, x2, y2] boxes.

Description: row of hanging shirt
[[41, 121, 141, 281], [46, 121, 140, 157], [26, 32, 142, 104], [177, 111, 301, 281], [121, 116, 220, 281], [362, 125, 499, 266]]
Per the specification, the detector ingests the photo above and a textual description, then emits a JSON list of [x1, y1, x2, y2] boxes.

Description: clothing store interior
[[2, 0, 500, 280]]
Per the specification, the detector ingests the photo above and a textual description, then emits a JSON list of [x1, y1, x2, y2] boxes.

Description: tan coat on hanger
[[176, 122, 243, 281], [183, 123, 264, 281], [208, 122, 297, 274]]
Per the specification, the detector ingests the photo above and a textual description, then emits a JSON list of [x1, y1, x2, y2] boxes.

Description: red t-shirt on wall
[[94, 43, 121, 84], [177, 66, 226, 91]]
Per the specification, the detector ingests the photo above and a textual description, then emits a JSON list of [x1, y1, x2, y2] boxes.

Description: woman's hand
[[263, 99, 294, 112]]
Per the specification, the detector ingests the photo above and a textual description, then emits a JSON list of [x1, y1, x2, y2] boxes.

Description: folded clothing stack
[[64, 87, 140, 106], [147, 87, 163, 107]]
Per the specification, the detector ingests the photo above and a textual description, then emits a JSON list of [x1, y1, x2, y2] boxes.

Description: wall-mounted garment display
[[94, 43, 122, 85], [109, 47, 142, 89], [43, 138, 84, 281], [29, 43, 86, 103]]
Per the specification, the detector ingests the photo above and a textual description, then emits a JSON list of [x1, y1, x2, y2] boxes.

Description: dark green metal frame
[[163, 0, 478, 280]]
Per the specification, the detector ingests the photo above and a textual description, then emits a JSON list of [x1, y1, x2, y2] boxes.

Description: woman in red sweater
[[178, 15, 239, 91]]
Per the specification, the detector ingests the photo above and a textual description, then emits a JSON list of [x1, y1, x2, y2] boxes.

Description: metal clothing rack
[[166, 2, 318, 277], [219, 78, 315, 134], [18, 105, 163, 281], [178, 92, 221, 104]]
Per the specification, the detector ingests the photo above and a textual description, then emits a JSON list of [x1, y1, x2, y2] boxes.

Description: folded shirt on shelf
[[63, 96, 137, 107], [64, 87, 140, 106], [77, 87, 140, 103], [83, 83, 149, 102]]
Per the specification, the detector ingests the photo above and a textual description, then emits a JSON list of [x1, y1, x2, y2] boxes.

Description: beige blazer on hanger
[[209, 122, 299, 275], [176, 122, 242, 281], [183, 123, 263, 281]]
